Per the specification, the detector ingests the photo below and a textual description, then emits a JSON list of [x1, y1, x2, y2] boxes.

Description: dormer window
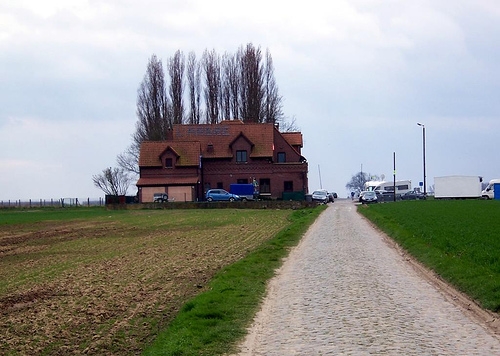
[[165, 158, 173, 168], [207, 144, 214, 153], [277, 152, 286, 163], [236, 150, 247, 162]]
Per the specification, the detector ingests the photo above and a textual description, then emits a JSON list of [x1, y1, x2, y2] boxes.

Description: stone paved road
[[236, 200, 500, 355]]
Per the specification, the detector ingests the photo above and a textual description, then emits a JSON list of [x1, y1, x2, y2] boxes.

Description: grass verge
[[143, 205, 326, 356], [357, 199, 500, 312]]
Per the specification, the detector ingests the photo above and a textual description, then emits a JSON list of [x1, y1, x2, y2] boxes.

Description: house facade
[[136, 120, 308, 202]]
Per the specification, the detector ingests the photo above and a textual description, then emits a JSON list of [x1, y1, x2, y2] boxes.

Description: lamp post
[[417, 123, 426, 197]]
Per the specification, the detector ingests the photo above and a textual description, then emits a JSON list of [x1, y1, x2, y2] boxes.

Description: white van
[[481, 179, 500, 199]]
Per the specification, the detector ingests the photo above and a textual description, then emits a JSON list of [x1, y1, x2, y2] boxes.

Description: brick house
[[136, 120, 308, 202]]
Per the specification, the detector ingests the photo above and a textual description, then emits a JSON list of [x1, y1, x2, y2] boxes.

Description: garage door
[[142, 187, 166, 202], [168, 186, 193, 202]]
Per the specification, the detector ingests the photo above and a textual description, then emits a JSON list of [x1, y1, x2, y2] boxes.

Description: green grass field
[[358, 199, 500, 312]]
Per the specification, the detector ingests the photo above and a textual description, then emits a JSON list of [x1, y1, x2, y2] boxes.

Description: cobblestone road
[[236, 200, 500, 355]]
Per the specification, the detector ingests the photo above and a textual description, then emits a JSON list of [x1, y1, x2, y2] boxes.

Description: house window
[[236, 150, 247, 162], [260, 179, 270, 194], [284, 181, 293, 192], [165, 158, 173, 168], [277, 152, 286, 163], [237, 178, 248, 184], [217, 182, 223, 189]]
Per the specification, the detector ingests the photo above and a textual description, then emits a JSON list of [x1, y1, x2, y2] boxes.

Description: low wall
[[107, 200, 319, 210]]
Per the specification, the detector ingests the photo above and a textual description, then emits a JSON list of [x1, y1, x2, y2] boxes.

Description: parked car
[[153, 193, 168, 203], [312, 190, 329, 203], [205, 189, 241, 202], [374, 190, 385, 202], [401, 190, 425, 200], [359, 191, 378, 204]]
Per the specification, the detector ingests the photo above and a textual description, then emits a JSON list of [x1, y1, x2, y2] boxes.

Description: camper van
[[364, 180, 412, 196], [482, 179, 500, 199]]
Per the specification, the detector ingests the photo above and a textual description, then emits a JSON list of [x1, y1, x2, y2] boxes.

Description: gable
[[139, 141, 201, 167]]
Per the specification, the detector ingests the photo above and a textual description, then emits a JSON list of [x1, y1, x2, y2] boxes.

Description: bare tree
[[202, 49, 221, 124], [221, 53, 232, 120], [117, 55, 170, 174], [168, 50, 185, 125], [134, 54, 170, 140], [239, 43, 264, 122], [117, 143, 140, 175], [92, 167, 132, 196], [263, 49, 283, 124], [186, 51, 202, 124], [279, 116, 300, 132], [345, 172, 380, 193], [221, 52, 241, 120]]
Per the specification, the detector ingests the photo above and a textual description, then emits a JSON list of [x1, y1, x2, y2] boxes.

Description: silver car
[[311, 190, 328, 203]]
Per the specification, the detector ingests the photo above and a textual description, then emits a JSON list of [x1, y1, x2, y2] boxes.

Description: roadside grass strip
[[358, 199, 500, 312], [143, 206, 326, 356]]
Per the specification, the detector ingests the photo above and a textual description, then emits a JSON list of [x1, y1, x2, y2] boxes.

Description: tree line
[[94, 43, 297, 194], [117, 43, 296, 175]]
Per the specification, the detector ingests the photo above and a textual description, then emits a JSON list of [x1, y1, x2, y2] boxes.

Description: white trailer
[[434, 175, 482, 199]]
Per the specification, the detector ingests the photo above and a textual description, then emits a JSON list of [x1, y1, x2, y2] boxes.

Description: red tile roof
[[282, 132, 303, 147], [139, 122, 302, 167], [173, 122, 275, 158]]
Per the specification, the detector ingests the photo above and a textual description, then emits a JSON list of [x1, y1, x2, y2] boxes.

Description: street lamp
[[417, 123, 426, 196]]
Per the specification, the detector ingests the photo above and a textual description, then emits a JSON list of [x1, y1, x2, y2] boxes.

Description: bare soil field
[[0, 209, 292, 355]]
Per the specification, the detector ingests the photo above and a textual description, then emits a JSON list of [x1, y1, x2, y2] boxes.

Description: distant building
[[136, 120, 308, 202]]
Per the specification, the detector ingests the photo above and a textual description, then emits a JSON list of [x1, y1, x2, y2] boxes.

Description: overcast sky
[[2, 0, 499, 201]]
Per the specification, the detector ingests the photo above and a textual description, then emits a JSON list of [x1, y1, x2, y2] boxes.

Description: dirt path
[[235, 200, 500, 355]]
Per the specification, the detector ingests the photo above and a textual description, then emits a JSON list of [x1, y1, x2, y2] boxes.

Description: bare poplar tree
[[221, 52, 241, 120], [117, 54, 169, 174], [221, 53, 232, 120], [239, 43, 264, 122], [168, 50, 185, 125], [135, 54, 170, 140], [263, 49, 284, 124], [186, 51, 202, 124], [202, 49, 221, 124]]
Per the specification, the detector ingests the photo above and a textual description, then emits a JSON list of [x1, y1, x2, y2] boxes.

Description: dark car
[[359, 191, 378, 204], [153, 193, 168, 203], [327, 192, 335, 202], [401, 190, 425, 200], [205, 189, 241, 202]]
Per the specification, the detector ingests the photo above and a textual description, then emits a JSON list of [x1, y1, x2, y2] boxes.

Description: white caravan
[[481, 179, 500, 199], [364, 180, 412, 195]]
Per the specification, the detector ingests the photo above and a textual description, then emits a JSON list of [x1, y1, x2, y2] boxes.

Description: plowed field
[[0, 208, 292, 355]]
